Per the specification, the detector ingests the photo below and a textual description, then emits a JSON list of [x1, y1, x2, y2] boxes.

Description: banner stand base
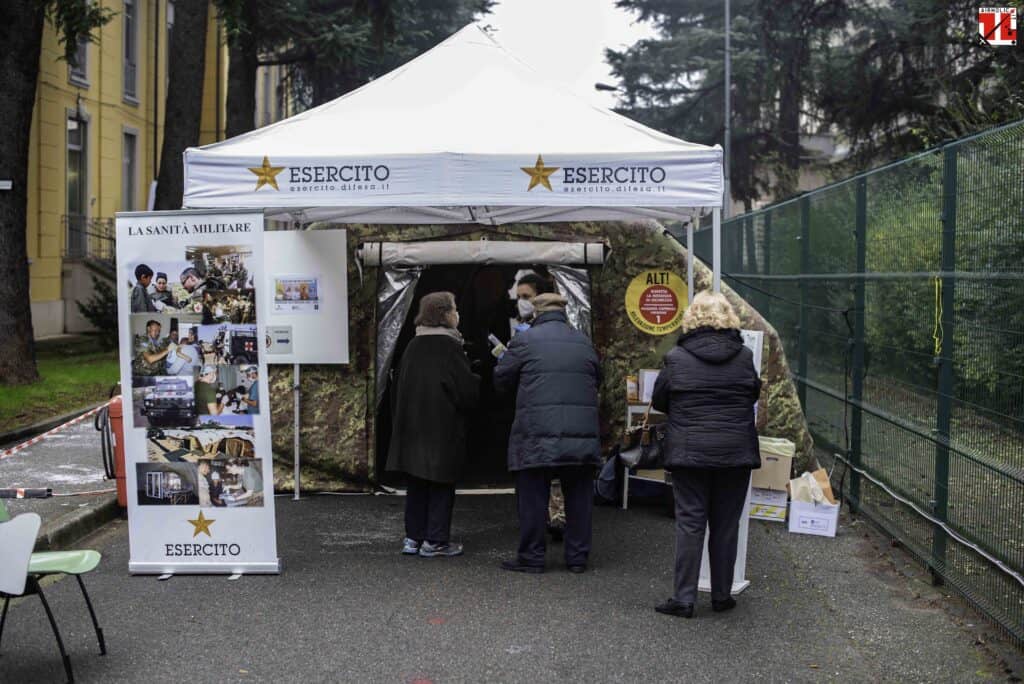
[[130, 560, 281, 575]]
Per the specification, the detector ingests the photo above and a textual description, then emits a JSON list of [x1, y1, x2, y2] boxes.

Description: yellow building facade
[[27, 1, 227, 337]]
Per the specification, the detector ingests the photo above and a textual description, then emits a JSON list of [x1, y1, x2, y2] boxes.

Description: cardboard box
[[751, 436, 795, 491], [626, 375, 639, 402], [788, 499, 840, 537], [749, 488, 788, 522]]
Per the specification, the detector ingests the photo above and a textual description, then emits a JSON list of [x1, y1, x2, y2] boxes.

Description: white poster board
[[116, 210, 280, 574], [698, 328, 764, 594], [263, 230, 349, 364]]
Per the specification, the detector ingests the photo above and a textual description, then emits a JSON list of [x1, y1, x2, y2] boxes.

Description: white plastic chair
[[0, 512, 76, 683]]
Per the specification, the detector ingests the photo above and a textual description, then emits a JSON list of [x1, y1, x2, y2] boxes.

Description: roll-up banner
[[115, 210, 280, 574]]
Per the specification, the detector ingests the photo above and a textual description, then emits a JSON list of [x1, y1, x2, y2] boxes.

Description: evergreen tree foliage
[[814, 1, 1024, 170], [610, 1, 1024, 205], [608, 0, 847, 207], [219, 0, 493, 128], [77, 275, 119, 350]]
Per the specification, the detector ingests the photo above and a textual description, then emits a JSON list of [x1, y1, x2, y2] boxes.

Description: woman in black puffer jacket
[[650, 291, 761, 619]]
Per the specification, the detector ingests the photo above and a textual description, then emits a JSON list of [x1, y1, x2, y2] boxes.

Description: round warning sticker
[[625, 270, 688, 335]]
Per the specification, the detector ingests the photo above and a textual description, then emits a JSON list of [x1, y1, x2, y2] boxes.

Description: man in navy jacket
[[494, 293, 602, 573]]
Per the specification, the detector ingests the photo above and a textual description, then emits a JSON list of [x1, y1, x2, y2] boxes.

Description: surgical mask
[[517, 299, 535, 319]]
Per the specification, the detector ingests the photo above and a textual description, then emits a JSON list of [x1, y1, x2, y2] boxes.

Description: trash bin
[[108, 396, 128, 508], [752, 436, 795, 491]]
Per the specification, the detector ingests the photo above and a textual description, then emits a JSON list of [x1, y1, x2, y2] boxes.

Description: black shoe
[[501, 559, 544, 574], [655, 598, 694, 618], [547, 523, 565, 542], [567, 564, 586, 574], [712, 597, 737, 613]]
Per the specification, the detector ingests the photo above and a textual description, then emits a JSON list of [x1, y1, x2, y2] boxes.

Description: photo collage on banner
[[127, 244, 263, 508], [117, 210, 278, 574]]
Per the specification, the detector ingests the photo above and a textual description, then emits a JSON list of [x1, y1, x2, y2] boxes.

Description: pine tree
[[814, 0, 1024, 168], [608, 0, 847, 206]]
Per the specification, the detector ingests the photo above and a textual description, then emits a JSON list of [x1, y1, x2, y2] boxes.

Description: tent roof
[[183, 24, 722, 225]]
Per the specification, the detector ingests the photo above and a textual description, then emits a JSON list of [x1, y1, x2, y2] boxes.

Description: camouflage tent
[[267, 220, 814, 491]]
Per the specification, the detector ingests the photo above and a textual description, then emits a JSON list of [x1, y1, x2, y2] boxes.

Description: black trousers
[[671, 467, 750, 604], [516, 466, 594, 568], [405, 476, 456, 544]]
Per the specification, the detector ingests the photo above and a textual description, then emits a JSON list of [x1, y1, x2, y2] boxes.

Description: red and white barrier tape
[[0, 399, 115, 461]]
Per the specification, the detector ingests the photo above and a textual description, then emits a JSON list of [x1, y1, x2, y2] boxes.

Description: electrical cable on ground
[[831, 451, 1024, 591]]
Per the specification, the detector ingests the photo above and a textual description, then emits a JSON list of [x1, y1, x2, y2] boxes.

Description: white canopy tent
[[182, 23, 724, 291]]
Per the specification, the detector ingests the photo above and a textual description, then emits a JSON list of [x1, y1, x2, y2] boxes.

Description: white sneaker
[[418, 541, 463, 557]]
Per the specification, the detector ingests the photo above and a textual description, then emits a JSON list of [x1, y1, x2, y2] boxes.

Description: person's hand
[[166, 342, 177, 352]]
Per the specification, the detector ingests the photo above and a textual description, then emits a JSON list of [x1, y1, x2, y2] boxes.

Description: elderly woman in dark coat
[[651, 291, 761, 618], [387, 291, 479, 558]]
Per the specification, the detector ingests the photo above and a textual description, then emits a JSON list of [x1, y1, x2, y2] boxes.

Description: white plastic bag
[[790, 471, 826, 504]]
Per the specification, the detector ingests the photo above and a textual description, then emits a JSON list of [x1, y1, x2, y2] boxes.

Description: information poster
[[116, 210, 280, 574], [624, 270, 688, 335], [263, 230, 349, 364]]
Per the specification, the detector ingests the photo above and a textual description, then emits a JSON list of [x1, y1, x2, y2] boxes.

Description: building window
[[261, 68, 272, 126], [67, 117, 88, 257], [124, 0, 137, 100], [70, 36, 89, 85], [166, 0, 174, 88], [122, 132, 137, 211]]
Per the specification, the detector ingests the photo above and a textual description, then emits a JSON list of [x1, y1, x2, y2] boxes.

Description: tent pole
[[712, 207, 722, 293], [686, 221, 695, 304], [293, 363, 301, 501]]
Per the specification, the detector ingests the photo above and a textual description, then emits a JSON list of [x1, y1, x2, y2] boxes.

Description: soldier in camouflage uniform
[[132, 319, 172, 376], [180, 266, 225, 310]]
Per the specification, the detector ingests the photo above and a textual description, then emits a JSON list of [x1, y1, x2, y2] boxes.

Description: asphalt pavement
[[1, 494, 1020, 683]]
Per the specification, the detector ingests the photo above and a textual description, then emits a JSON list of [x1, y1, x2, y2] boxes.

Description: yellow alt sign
[[625, 270, 687, 335]]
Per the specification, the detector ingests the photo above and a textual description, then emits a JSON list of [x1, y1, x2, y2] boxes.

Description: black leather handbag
[[621, 404, 666, 469]]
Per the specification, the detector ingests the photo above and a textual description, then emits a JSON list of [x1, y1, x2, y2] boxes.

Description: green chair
[[0, 499, 106, 683]]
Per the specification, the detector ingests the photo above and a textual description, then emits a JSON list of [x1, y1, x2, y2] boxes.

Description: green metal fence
[[693, 120, 1024, 644]]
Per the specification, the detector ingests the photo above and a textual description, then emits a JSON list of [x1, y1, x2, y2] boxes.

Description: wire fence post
[[849, 178, 867, 513], [762, 212, 772, 319], [797, 196, 810, 409], [932, 144, 957, 581]]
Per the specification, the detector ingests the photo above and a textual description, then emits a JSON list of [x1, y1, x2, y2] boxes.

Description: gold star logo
[[248, 156, 285, 191], [187, 510, 215, 538], [521, 154, 559, 191]]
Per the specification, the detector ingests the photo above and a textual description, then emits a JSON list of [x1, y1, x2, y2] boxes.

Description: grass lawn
[[0, 336, 119, 434]]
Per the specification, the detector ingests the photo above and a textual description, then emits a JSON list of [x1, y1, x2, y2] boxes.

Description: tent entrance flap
[[374, 261, 592, 488]]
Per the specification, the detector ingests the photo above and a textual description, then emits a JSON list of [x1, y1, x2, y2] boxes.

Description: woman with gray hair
[[386, 291, 480, 557], [650, 291, 762, 618]]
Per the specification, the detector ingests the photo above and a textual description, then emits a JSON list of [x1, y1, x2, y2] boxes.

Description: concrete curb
[[34, 493, 121, 551], [0, 401, 108, 449]]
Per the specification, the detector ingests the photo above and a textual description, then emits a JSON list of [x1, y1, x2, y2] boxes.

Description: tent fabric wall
[[265, 221, 814, 492]]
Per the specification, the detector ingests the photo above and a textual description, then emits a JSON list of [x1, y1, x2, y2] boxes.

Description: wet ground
[[1, 494, 1021, 683], [0, 420, 115, 523]]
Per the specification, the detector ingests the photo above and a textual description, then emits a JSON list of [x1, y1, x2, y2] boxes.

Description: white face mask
[[517, 298, 535, 319]]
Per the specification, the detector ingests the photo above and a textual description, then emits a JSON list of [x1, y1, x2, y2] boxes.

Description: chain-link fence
[[693, 119, 1024, 644]]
